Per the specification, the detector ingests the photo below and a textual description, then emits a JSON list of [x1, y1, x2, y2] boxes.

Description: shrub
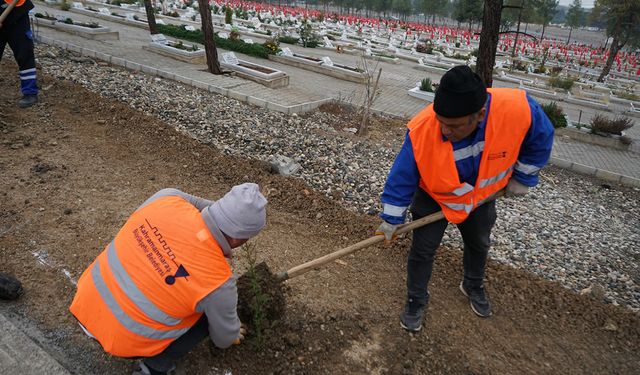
[[548, 76, 575, 91], [224, 6, 233, 24], [534, 64, 546, 74], [419, 77, 434, 92], [415, 43, 433, 54], [540, 102, 567, 128], [157, 24, 274, 59], [262, 38, 279, 54], [613, 91, 639, 101], [278, 35, 299, 45], [60, 1, 70, 11], [590, 115, 634, 135]]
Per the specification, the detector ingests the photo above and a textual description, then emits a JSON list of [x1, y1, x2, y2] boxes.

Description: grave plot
[[268, 48, 368, 83], [32, 13, 119, 41], [221, 52, 289, 88], [143, 34, 205, 64]]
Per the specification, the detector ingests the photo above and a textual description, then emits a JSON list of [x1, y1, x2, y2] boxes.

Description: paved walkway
[[0, 312, 71, 374], [29, 3, 640, 186]]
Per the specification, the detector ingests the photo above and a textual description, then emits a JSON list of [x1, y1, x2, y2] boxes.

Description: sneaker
[[132, 360, 176, 375], [459, 281, 492, 317], [18, 95, 38, 108], [400, 297, 427, 332]]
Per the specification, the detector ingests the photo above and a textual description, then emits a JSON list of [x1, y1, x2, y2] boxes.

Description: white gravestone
[[125, 13, 136, 21], [243, 38, 254, 44], [323, 37, 333, 48], [222, 52, 239, 65], [185, 25, 196, 31], [72, 2, 83, 9], [99, 8, 111, 15], [151, 33, 168, 45], [218, 32, 229, 39], [321, 56, 333, 66], [280, 47, 293, 57]]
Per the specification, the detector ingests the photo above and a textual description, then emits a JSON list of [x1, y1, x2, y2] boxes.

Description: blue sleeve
[[380, 131, 420, 224], [513, 94, 554, 187]]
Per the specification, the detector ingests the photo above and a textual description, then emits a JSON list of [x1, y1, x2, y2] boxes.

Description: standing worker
[[70, 183, 268, 375], [0, 0, 38, 108], [376, 66, 554, 332]]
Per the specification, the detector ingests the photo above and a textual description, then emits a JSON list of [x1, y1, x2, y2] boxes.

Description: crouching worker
[[70, 183, 268, 375]]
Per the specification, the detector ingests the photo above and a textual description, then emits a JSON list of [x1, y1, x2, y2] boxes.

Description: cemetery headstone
[[222, 52, 239, 65], [321, 56, 333, 66], [71, 2, 83, 9], [281, 47, 293, 57], [151, 33, 168, 45], [243, 38, 254, 44], [99, 7, 111, 15]]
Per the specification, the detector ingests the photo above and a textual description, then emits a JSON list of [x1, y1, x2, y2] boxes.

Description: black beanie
[[433, 65, 487, 118]]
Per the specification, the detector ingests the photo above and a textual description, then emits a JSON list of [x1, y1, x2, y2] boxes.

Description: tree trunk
[[540, 23, 546, 42], [143, 0, 158, 35], [476, 0, 503, 87], [566, 27, 572, 44], [597, 36, 624, 82], [197, 0, 222, 74]]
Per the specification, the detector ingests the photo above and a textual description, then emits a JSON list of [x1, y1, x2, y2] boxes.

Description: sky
[[558, 0, 595, 8]]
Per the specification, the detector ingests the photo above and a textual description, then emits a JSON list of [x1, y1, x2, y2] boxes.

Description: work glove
[[376, 221, 399, 243], [232, 324, 247, 345], [505, 178, 529, 197]]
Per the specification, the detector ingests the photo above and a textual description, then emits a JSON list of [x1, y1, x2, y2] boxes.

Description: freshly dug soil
[[236, 261, 288, 333], [1, 60, 639, 374]]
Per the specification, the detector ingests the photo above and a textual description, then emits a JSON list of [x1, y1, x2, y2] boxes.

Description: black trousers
[[144, 315, 210, 372], [0, 13, 38, 95], [406, 188, 497, 308]]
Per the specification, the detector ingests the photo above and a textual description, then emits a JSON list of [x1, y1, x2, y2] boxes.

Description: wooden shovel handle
[[0, 0, 20, 27], [276, 190, 504, 282]]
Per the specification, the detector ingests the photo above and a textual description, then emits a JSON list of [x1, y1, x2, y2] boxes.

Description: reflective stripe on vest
[[70, 195, 233, 357], [408, 88, 532, 224], [106, 241, 182, 327], [91, 258, 190, 340], [479, 165, 514, 188]]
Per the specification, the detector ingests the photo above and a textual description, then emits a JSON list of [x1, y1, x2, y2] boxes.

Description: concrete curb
[[35, 35, 333, 115], [0, 313, 71, 374], [550, 156, 640, 187]]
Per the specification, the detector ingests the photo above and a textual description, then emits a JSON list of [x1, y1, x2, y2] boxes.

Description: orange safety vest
[[408, 88, 531, 224], [3, 0, 27, 7], [69, 196, 232, 357]]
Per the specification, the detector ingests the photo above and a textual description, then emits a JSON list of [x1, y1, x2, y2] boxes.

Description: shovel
[[276, 190, 504, 282], [0, 0, 21, 28]]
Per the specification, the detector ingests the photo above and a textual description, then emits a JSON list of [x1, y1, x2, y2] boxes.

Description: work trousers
[[144, 314, 210, 372], [406, 188, 497, 308], [0, 13, 38, 95]]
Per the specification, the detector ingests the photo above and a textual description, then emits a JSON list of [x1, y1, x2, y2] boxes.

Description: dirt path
[[1, 61, 638, 374]]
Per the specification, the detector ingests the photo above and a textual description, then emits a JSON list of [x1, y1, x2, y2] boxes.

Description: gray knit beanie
[[211, 183, 267, 239]]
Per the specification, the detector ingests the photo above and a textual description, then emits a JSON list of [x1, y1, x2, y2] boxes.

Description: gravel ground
[[32, 45, 640, 311]]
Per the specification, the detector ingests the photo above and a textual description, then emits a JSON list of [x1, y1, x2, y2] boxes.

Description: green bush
[[278, 36, 299, 45], [590, 114, 634, 135], [225, 6, 233, 24], [548, 76, 575, 91], [419, 77, 434, 92], [540, 102, 567, 128], [613, 91, 639, 101], [157, 24, 274, 59]]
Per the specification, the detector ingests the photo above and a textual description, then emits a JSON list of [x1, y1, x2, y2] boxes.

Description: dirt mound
[[0, 60, 638, 374]]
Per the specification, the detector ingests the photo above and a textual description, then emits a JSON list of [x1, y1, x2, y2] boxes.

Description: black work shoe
[[18, 95, 38, 108], [400, 296, 427, 332], [459, 281, 492, 317]]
